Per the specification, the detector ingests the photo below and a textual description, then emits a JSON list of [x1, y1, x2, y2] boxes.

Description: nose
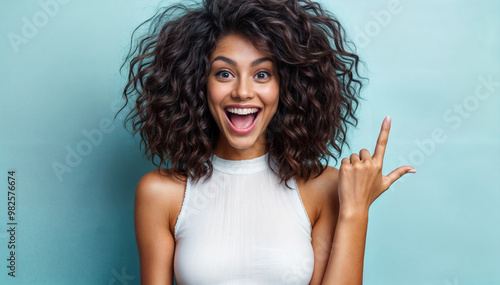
[[232, 77, 254, 100]]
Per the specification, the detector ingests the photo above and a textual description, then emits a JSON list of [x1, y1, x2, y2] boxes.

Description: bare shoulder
[[135, 169, 187, 234], [136, 168, 186, 197], [134, 169, 186, 284], [299, 166, 339, 207], [309, 165, 339, 217], [305, 165, 339, 194], [296, 165, 339, 227]]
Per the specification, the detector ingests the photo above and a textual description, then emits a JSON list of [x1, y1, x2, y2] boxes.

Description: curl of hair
[[121, 0, 365, 184]]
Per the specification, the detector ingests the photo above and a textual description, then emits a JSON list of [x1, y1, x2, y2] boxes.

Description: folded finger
[[359, 148, 371, 160], [350, 153, 360, 163]]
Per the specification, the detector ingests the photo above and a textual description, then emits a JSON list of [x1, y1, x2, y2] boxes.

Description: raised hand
[[337, 116, 416, 213]]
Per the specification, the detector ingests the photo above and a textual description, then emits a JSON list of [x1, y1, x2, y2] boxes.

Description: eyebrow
[[211, 56, 273, 67]]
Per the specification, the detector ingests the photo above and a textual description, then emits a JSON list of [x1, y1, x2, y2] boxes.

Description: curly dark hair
[[121, 0, 364, 184]]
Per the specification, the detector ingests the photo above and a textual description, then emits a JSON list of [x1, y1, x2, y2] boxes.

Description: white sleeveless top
[[173, 153, 315, 284]]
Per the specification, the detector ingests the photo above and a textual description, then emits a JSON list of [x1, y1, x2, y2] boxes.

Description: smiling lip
[[224, 105, 261, 135]]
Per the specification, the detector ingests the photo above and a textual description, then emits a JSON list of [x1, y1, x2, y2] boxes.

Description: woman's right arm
[[134, 170, 185, 285]]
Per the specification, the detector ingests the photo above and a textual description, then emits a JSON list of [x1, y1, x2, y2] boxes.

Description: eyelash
[[215, 70, 233, 79], [255, 71, 271, 80], [215, 70, 271, 80]]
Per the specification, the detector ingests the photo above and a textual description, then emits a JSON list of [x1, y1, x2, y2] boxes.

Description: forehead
[[210, 34, 273, 61]]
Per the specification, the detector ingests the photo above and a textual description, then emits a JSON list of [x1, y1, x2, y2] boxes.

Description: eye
[[255, 71, 271, 80], [215, 70, 233, 79]]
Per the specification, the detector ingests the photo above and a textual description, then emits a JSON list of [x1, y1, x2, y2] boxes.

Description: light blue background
[[0, 0, 499, 284]]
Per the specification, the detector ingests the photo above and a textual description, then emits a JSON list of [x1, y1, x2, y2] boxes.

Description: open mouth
[[224, 107, 261, 131]]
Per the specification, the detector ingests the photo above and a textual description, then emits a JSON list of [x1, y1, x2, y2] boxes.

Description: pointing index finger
[[373, 116, 391, 161]]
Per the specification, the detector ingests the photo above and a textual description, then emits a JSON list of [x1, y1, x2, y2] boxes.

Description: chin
[[226, 136, 260, 150]]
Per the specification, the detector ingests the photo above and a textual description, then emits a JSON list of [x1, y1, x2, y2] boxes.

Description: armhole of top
[[291, 177, 313, 233], [173, 177, 191, 241]]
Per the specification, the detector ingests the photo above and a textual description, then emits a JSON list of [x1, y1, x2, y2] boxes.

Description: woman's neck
[[213, 135, 268, 160]]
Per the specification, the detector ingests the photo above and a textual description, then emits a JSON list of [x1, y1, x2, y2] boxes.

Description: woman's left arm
[[312, 116, 416, 285]]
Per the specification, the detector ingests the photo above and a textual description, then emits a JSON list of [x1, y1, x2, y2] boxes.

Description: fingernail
[[407, 169, 417, 173], [386, 116, 392, 125]]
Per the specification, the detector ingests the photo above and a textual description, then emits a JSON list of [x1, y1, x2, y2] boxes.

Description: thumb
[[384, 166, 416, 188]]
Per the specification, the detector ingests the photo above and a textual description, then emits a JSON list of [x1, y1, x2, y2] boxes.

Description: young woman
[[122, 0, 416, 284]]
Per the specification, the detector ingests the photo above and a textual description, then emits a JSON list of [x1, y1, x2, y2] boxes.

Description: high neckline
[[212, 153, 270, 174]]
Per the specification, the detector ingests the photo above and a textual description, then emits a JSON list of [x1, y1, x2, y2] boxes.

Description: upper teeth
[[227, 108, 259, 115]]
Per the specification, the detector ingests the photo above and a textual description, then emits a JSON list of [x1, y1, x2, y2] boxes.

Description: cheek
[[261, 84, 280, 109], [206, 84, 225, 122], [206, 82, 217, 106], [206, 80, 227, 102], [206, 92, 217, 119]]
